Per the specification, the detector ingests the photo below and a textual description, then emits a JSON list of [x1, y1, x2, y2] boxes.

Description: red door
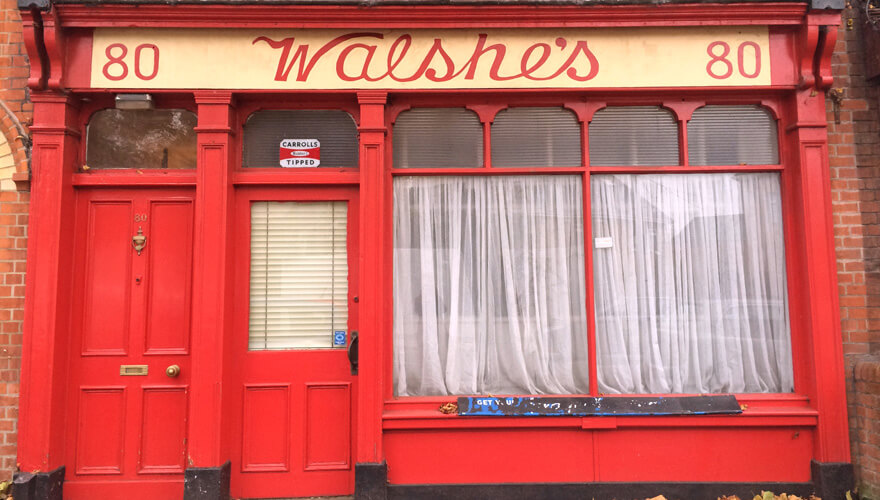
[[64, 188, 195, 500], [230, 187, 358, 499]]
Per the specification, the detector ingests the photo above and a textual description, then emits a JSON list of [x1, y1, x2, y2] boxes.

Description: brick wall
[[829, 7, 880, 499], [0, 0, 29, 482]]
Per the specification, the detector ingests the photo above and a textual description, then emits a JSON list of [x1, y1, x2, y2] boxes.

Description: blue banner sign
[[457, 395, 741, 416]]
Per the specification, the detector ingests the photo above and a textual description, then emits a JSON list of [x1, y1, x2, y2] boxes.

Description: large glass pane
[[589, 106, 679, 166], [86, 109, 197, 169], [491, 107, 581, 167], [249, 201, 348, 350], [243, 110, 358, 168], [591, 173, 792, 393], [688, 105, 779, 166], [393, 175, 588, 396], [393, 108, 483, 168]]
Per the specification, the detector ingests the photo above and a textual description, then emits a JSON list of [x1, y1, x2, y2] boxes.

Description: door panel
[[81, 201, 132, 355], [65, 188, 194, 500], [232, 187, 358, 499]]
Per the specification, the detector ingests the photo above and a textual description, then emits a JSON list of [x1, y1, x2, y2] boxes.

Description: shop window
[[243, 110, 358, 168], [688, 105, 779, 166], [85, 109, 197, 169], [490, 107, 581, 167], [591, 173, 793, 393], [393, 108, 483, 168], [393, 175, 588, 396], [589, 106, 679, 166], [249, 201, 348, 350]]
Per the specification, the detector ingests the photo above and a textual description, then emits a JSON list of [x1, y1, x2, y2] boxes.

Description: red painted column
[[188, 91, 236, 467], [17, 92, 79, 472], [786, 87, 851, 463], [356, 91, 387, 466]]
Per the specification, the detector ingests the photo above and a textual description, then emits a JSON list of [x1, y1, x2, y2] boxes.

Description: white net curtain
[[591, 173, 793, 394], [393, 175, 589, 396]]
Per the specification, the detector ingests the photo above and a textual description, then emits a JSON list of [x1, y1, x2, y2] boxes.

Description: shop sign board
[[280, 139, 321, 167], [90, 27, 771, 89]]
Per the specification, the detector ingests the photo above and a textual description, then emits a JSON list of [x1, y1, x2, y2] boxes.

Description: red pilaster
[[17, 92, 79, 471], [785, 85, 851, 463], [188, 91, 236, 466], [356, 91, 387, 464]]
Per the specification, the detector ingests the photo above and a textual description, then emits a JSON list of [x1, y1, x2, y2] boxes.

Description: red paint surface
[[15, 7, 851, 498], [63, 189, 194, 498], [228, 186, 359, 498]]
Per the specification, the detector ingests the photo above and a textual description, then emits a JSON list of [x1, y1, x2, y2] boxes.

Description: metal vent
[[688, 105, 779, 166], [393, 108, 483, 168], [491, 107, 582, 167], [243, 110, 358, 168], [589, 106, 680, 167]]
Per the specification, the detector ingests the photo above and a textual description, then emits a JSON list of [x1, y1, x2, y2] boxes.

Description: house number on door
[[134, 213, 148, 222]]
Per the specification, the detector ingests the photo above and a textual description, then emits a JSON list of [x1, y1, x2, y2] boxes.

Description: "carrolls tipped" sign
[[280, 139, 320, 167]]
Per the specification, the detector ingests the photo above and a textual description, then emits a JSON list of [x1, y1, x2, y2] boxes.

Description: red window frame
[[382, 91, 808, 413]]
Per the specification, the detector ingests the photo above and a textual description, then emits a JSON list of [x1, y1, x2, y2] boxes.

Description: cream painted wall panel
[[91, 27, 770, 90]]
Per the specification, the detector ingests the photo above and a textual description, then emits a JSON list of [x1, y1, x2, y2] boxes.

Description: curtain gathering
[[393, 175, 589, 396], [591, 173, 793, 394]]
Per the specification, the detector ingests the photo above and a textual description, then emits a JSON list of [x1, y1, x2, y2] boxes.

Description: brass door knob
[[165, 365, 181, 378]]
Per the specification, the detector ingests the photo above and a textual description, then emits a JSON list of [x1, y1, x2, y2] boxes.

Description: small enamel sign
[[333, 330, 347, 347], [280, 139, 320, 167]]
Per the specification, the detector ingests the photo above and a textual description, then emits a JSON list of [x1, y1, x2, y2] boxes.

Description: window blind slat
[[249, 201, 348, 350]]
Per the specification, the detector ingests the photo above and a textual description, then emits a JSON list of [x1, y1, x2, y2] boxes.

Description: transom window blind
[[491, 107, 582, 167], [243, 110, 358, 168], [688, 105, 779, 166], [589, 106, 680, 166], [393, 108, 483, 168], [249, 201, 348, 350]]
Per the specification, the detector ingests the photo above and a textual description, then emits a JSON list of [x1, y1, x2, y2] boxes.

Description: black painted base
[[184, 461, 231, 500], [11, 465, 64, 500], [812, 460, 855, 500], [356, 462, 388, 500], [388, 482, 817, 500]]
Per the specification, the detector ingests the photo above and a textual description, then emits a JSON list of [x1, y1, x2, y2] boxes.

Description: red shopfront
[[13, 1, 853, 499]]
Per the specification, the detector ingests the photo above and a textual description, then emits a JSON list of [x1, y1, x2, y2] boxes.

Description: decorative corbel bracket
[[18, 0, 65, 92], [799, 12, 842, 91]]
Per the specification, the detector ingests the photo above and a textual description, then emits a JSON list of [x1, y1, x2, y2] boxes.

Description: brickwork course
[[0, 0, 28, 482], [0, 0, 879, 495], [831, 4, 880, 498]]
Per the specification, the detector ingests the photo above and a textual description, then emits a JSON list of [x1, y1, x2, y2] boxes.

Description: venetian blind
[[243, 110, 358, 168], [491, 107, 582, 167], [589, 106, 680, 166], [688, 105, 779, 166], [393, 108, 483, 168], [249, 201, 348, 350]]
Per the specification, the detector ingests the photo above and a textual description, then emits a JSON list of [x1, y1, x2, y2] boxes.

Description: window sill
[[382, 394, 817, 430]]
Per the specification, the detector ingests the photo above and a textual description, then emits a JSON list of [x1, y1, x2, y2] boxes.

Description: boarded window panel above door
[[249, 201, 348, 350], [86, 109, 197, 169]]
